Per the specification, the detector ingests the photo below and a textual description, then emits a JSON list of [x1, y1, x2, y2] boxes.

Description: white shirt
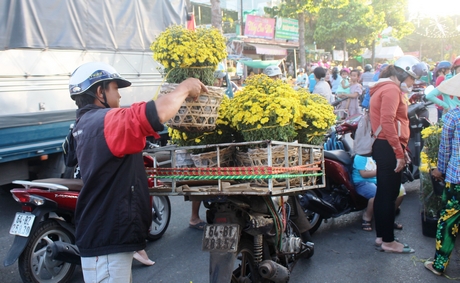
[[313, 80, 333, 104]]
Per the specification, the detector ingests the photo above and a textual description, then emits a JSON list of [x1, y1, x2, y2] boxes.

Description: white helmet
[[394, 55, 427, 80], [214, 70, 227, 79], [69, 62, 131, 100], [264, 65, 282, 77]]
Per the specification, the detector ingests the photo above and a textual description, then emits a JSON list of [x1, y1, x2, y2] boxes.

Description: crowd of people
[[65, 53, 460, 281], [270, 55, 460, 276]]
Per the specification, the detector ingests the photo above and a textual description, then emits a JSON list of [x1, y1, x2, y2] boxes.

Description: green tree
[[369, 0, 413, 64], [314, 0, 383, 65]]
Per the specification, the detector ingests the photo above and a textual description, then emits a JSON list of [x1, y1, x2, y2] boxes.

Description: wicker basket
[[235, 145, 299, 187], [159, 83, 224, 132], [190, 147, 234, 168]]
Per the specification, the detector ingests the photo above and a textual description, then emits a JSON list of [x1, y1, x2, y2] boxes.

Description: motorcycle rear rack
[[12, 180, 70, 191], [145, 140, 326, 196]]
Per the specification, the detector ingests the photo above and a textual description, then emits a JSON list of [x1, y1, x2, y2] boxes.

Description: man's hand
[[176, 78, 208, 100], [156, 78, 207, 123]]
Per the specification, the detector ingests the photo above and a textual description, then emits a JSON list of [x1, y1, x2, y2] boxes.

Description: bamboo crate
[[145, 141, 325, 196]]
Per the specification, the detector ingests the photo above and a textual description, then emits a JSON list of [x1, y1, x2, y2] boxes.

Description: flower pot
[[421, 212, 439, 238]]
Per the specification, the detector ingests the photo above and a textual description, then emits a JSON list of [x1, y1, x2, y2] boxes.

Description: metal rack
[[145, 140, 325, 196]]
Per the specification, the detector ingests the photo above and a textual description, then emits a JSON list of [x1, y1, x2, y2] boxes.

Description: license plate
[[202, 224, 239, 252], [9, 212, 35, 237]]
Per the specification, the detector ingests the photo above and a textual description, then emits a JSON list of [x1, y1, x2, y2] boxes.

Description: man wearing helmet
[[69, 62, 206, 282], [451, 56, 460, 77], [264, 65, 283, 80], [434, 61, 452, 86], [368, 55, 427, 253]]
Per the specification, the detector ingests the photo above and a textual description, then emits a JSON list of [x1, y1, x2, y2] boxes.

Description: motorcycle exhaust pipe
[[46, 242, 81, 265], [258, 260, 290, 283]]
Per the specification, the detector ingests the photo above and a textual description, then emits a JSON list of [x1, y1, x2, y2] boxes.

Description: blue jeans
[[81, 252, 133, 283], [354, 181, 377, 199]]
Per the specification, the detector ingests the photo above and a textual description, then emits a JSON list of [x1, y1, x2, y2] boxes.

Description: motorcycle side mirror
[[424, 85, 435, 95]]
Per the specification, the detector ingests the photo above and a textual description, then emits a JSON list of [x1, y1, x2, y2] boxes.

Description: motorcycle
[[405, 85, 434, 181], [300, 115, 366, 233], [200, 194, 314, 283], [302, 94, 433, 233], [3, 153, 171, 283], [408, 81, 428, 104], [144, 141, 319, 283]]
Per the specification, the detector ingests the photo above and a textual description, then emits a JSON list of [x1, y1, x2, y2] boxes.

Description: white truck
[[0, 0, 187, 185]]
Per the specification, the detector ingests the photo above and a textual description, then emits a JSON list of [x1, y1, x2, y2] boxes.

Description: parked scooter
[[300, 115, 366, 233], [408, 81, 428, 104], [3, 154, 171, 283], [405, 85, 434, 181]]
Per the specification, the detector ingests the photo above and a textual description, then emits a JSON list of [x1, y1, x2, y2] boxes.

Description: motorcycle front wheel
[[18, 220, 76, 283], [232, 238, 267, 283], [146, 195, 171, 241]]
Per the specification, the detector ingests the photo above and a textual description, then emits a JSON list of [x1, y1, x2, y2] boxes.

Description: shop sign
[[333, 50, 348, 61], [244, 15, 275, 40], [275, 18, 299, 41]]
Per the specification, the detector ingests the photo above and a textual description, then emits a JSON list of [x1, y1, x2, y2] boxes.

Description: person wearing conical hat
[[425, 74, 460, 276], [425, 73, 460, 115]]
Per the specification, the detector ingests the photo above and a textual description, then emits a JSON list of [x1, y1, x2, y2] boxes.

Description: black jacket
[[73, 101, 163, 257]]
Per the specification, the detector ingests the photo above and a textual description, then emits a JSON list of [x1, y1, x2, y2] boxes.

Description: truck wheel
[[18, 220, 76, 283], [146, 196, 171, 241]]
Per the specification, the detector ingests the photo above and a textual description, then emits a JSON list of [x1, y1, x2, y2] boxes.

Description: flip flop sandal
[[375, 243, 414, 253], [424, 261, 442, 276], [394, 222, 403, 230], [361, 220, 373, 231], [189, 221, 207, 230]]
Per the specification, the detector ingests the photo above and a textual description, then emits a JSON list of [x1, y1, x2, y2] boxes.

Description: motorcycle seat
[[32, 178, 84, 191], [324, 150, 353, 166]]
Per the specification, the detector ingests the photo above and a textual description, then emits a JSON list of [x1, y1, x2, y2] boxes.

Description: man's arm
[[154, 78, 208, 123]]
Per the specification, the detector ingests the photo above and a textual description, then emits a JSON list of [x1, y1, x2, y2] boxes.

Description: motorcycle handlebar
[[331, 97, 349, 107]]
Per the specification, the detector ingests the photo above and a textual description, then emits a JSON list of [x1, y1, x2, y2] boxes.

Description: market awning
[[240, 60, 283, 69], [247, 44, 287, 56]]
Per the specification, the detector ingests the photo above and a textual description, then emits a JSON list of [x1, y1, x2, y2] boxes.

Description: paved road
[[1, 180, 458, 283]]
